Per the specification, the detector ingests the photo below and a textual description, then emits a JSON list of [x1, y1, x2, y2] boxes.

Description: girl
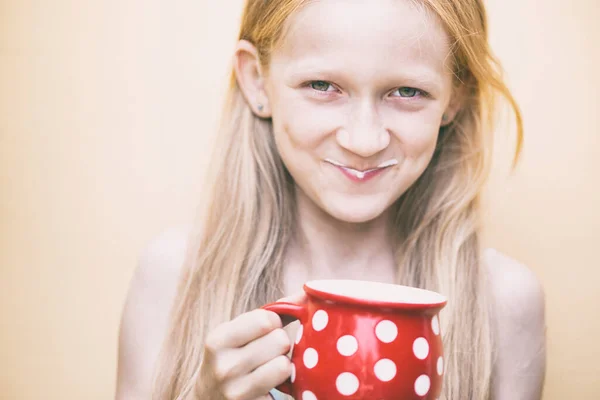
[[116, 0, 546, 399]]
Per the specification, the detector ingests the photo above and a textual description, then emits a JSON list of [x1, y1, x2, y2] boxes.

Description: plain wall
[[0, 0, 598, 399]]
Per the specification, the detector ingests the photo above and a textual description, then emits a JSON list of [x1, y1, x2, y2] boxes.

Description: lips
[[324, 158, 398, 182]]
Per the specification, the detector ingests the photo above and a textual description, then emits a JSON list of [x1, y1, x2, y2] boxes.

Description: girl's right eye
[[310, 81, 335, 92]]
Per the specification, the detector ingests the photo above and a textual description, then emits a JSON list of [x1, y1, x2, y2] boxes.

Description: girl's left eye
[[391, 87, 422, 98], [309, 81, 335, 92]]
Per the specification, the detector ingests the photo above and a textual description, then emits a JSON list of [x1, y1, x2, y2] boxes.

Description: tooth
[[356, 171, 365, 179]]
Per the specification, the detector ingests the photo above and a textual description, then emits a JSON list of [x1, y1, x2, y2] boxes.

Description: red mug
[[262, 279, 447, 399]]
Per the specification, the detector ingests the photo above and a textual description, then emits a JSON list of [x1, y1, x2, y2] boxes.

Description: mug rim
[[304, 279, 447, 310]]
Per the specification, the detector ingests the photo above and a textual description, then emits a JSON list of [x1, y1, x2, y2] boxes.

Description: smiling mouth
[[324, 158, 399, 180]]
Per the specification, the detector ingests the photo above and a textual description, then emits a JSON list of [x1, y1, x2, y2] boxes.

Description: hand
[[200, 293, 306, 400]]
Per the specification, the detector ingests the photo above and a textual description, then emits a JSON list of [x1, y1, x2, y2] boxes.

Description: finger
[[255, 395, 273, 400], [206, 309, 282, 350], [239, 328, 291, 373], [212, 328, 290, 382], [275, 291, 308, 326], [276, 291, 307, 304], [222, 355, 291, 400]]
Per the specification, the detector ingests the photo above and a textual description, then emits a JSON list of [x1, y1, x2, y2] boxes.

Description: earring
[[442, 113, 448, 122], [257, 104, 264, 112]]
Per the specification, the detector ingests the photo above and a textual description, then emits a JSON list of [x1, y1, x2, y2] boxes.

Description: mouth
[[324, 158, 398, 182]]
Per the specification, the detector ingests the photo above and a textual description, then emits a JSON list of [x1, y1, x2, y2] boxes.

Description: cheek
[[271, 91, 342, 150], [390, 112, 440, 159]]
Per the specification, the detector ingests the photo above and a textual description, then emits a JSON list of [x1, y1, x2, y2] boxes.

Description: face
[[264, 0, 456, 223]]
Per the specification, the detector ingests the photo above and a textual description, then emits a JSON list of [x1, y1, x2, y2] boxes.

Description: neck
[[285, 188, 397, 283]]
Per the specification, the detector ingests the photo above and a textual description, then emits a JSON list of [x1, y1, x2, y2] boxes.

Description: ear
[[441, 83, 467, 127], [233, 40, 272, 118]]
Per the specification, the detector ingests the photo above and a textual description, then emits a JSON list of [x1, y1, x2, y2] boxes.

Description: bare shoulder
[[484, 248, 546, 318], [116, 225, 193, 400], [136, 225, 192, 286], [483, 248, 546, 400]]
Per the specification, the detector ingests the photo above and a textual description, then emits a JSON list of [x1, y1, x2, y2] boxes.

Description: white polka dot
[[291, 363, 296, 383], [437, 356, 444, 375], [312, 310, 329, 331], [336, 335, 358, 356], [375, 320, 398, 343], [432, 315, 440, 335], [336, 372, 359, 396], [295, 325, 304, 344], [302, 391, 317, 400], [415, 374, 431, 396], [413, 337, 429, 360], [303, 347, 318, 369], [374, 358, 397, 382]]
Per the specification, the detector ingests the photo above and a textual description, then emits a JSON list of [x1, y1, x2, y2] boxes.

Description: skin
[[115, 1, 546, 399]]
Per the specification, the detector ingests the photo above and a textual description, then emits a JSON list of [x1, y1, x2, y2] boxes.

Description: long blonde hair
[[153, 0, 523, 399]]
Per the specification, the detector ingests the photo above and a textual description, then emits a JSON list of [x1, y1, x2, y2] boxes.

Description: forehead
[[271, 0, 452, 82]]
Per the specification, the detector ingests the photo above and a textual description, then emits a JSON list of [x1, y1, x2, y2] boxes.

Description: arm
[[115, 227, 190, 400], [485, 249, 547, 400]]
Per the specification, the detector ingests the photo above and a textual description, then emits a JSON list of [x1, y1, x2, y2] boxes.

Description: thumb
[[276, 291, 307, 305], [274, 291, 308, 326]]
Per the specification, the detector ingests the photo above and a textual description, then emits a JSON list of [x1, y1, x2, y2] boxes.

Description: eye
[[310, 81, 335, 92], [392, 87, 422, 98]]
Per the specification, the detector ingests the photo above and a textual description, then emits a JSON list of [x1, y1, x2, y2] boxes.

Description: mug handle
[[261, 301, 308, 396]]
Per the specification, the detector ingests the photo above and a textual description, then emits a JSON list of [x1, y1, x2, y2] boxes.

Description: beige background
[[1, 0, 598, 399]]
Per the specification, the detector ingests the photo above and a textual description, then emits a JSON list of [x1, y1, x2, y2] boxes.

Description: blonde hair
[[153, 0, 523, 399]]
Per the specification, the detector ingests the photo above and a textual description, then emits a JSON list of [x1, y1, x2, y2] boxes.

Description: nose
[[336, 101, 390, 157]]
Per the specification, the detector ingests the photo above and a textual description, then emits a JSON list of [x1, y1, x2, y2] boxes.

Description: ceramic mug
[[262, 279, 447, 399]]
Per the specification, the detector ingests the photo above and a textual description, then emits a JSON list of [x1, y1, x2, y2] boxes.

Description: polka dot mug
[[262, 279, 447, 399]]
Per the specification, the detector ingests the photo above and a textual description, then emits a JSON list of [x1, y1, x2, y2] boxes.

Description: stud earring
[[257, 104, 264, 112], [442, 113, 448, 122]]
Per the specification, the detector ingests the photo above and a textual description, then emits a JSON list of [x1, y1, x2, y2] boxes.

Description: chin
[[322, 196, 393, 224]]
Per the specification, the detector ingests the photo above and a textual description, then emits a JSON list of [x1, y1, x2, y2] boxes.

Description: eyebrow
[[397, 72, 444, 93]]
